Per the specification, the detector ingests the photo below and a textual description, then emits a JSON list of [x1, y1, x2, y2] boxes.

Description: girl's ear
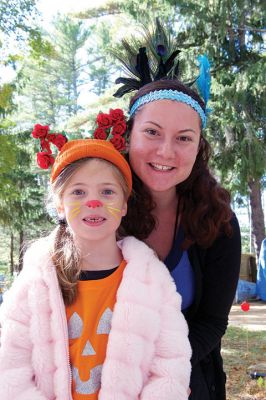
[[56, 202, 65, 219]]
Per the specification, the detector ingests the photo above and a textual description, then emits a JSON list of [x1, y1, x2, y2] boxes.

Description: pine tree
[[0, 131, 50, 273], [15, 14, 92, 126], [165, 0, 266, 259]]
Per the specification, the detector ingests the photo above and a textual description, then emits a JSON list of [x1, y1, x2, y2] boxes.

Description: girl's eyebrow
[[100, 183, 119, 187], [69, 182, 119, 188], [69, 182, 87, 187]]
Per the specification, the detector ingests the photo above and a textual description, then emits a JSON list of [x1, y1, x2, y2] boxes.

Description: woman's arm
[[188, 215, 241, 366], [141, 275, 191, 400]]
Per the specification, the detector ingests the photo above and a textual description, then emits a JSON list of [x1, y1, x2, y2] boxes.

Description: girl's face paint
[[65, 200, 124, 223], [103, 203, 124, 220], [59, 159, 127, 248], [67, 200, 81, 222], [85, 199, 103, 208]]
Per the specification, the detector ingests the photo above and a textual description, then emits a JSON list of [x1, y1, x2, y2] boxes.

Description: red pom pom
[[110, 135, 126, 151], [111, 121, 127, 136], [96, 113, 112, 129], [109, 108, 124, 122], [52, 134, 68, 150], [32, 124, 49, 139], [241, 301, 250, 312], [94, 127, 107, 140], [37, 152, 55, 169], [40, 139, 52, 154]]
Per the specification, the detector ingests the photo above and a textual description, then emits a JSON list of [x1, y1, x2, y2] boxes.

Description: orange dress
[[65, 260, 126, 399]]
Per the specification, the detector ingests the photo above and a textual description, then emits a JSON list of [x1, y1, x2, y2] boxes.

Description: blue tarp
[[235, 279, 257, 303], [257, 238, 266, 301]]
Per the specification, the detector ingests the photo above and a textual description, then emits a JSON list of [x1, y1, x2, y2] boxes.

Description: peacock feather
[[196, 55, 211, 106], [113, 19, 181, 98]]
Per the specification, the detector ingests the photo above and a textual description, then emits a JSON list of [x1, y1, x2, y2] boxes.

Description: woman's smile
[[129, 100, 201, 193], [149, 162, 175, 171]]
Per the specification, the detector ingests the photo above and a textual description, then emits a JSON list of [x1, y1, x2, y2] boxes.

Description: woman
[[117, 75, 241, 398]]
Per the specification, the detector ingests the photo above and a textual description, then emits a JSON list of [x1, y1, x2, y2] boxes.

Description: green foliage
[[0, 0, 38, 37], [0, 0, 40, 72], [28, 30, 56, 60], [257, 376, 266, 389], [0, 129, 56, 274], [0, 130, 48, 232], [76, 0, 171, 21], [0, 134, 17, 195], [15, 15, 93, 126], [0, 83, 16, 117], [159, 0, 266, 197], [119, 0, 172, 22], [87, 21, 116, 95], [0, 226, 13, 272], [208, 56, 265, 195]]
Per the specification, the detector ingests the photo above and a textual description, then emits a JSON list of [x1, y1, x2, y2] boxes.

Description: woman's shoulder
[[188, 213, 241, 275], [209, 213, 240, 254], [190, 213, 240, 253]]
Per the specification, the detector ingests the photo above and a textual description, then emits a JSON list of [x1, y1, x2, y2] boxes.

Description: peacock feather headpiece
[[113, 19, 211, 128]]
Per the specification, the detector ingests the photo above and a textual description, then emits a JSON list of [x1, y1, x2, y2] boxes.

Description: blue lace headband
[[129, 89, 207, 128]]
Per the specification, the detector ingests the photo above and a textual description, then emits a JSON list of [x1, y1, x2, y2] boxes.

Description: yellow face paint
[[104, 204, 123, 220], [69, 209, 81, 222], [68, 201, 81, 222], [64, 199, 124, 223], [68, 201, 81, 205]]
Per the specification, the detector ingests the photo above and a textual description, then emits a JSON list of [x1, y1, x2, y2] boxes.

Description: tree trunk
[[248, 178, 265, 262], [18, 230, 24, 272], [10, 232, 14, 275], [72, 59, 79, 115]]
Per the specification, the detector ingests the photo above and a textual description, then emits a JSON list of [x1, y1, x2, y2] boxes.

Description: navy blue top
[[164, 227, 195, 311]]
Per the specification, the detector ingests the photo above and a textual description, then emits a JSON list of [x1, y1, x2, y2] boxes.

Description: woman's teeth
[[150, 163, 173, 171]]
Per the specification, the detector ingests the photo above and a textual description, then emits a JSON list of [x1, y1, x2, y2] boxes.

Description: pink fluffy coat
[[0, 236, 191, 399]]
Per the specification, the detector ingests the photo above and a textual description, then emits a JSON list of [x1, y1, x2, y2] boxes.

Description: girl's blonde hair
[[50, 157, 130, 305]]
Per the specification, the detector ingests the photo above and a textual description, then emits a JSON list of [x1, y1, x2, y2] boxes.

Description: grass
[[223, 326, 266, 399]]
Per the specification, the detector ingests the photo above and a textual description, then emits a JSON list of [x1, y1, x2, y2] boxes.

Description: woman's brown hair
[[119, 79, 233, 248]]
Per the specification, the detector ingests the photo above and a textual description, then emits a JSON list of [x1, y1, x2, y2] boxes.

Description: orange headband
[[50, 139, 132, 192]]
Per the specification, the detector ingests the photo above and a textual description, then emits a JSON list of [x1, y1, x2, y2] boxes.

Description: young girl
[[0, 110, 191, 400]]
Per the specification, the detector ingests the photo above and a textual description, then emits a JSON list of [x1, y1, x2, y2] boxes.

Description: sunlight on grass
[[223, 326, 266, 399], [222, 348, 239, 355]]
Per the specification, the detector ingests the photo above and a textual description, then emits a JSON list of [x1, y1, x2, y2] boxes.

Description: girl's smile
[[59, 159, 127, 252], [82, 215, 106, 227]]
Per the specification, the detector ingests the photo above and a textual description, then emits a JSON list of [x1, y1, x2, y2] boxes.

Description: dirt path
[[229, 300, 266, 331]]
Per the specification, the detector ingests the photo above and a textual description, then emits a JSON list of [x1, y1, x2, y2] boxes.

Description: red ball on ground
[[241, 301, 250, 312]]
